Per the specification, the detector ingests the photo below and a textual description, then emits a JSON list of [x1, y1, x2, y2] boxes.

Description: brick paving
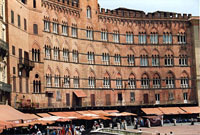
[[127, 123, 200, 135]]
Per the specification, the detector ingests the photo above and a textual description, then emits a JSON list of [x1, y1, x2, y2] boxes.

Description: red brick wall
[[7, 0, 196, 109]]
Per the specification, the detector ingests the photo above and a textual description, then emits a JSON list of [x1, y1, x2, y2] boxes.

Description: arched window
[[126, 32, 133, 44], [54, 47, 60, 60], [64, 75, 70, 88], [72, 50, 79, 63], [54, 68, 60, 88], [114, 54, 121, 65], [128, 74, 136, 89], [127, 54, 135, 66], [103, 72, 110, 88], [163, 32, 172, 44], [166, 72, 175, 88], [101, 29, 108, 41], [179, 54, 188, 66], [87, 51, 95, 64], [73, 76, 79, 88], [54, 75, 60, 88], [150, 32, 158, 44], [32, 49, 40, 62], [46, 74, 52, 87], [152, 55, 159, 66], [71, 24, 77, 37], [86, 27, 93, 40], [178, 32, 186, 44], [63, 48, 69, 62], [138, 32, 146, 44], [88, 72, 95, 88], [152, 50, 160, 66], [116, 73, 122, 89], [164, 50, 174, 66], [33, 74, 41, 93], [113, 30, 120, 43], [44, 20, 50, 32], [140, 54, 148, 66], [102, 53, 110, 65], [181, 72, 189, 88], [153, 73, 161, 88], [45, 45, 51, 59], [141, 74, 149, 89], [87, 6, 91, 18]]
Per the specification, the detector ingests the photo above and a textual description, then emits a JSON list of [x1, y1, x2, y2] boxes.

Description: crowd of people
[[1, 115, 199, 135]]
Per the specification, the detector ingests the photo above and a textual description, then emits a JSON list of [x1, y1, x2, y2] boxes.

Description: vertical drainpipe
[[5, 0, 11, 105]]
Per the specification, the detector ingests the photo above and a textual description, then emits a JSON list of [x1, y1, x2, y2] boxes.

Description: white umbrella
[[82, 114, 99, 117], [38, 116, 65, 121]]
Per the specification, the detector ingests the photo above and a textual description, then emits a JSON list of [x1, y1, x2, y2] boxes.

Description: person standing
[[161, 116, 164, 127], [36, 129, 42, 135], [191, 118, 194, 125], [147, 119, 151, 128], [133, 117, 137, 129], [173, 119, 176, 126]]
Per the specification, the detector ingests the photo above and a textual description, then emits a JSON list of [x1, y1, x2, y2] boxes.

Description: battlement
[[99, 7, 191, 20], [42, 0, 79, 8]]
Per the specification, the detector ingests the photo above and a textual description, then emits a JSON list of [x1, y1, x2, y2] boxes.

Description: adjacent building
[[6, 0, 197, 111], [191, 17, 200, 106], [0, 0, 11, 105]]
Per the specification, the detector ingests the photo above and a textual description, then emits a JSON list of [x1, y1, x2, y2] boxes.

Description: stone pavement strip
[[127, 124, 200, 135]]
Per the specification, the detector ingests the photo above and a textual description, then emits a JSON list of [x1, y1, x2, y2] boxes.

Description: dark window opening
[[118, 93, 123, 101], [66, 93, 70, 106], [24, 18, 27, 31], [26, 78, 29, 93], [130, 92, 135, 102], [32, 49, 40, 62], [12, 46, 15, 55], [21, 0, 27, 4], [35, 74, 39, 78], [33, 80, 41, 93], [19, 77, 22, 93], [19, 48, 22, 63], [13, 76, 16, 92], [33, 24, 38, 34], [106, 94, 111, 105], [91, 94, 95, 106], [13, 67, 16, 74], [11, 10, 14, 24], [33, 0, 36, 8], [18, 15, 21, 27]]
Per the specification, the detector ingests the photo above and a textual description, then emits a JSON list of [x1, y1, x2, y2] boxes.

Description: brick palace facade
[[6, 0, 197, 111]]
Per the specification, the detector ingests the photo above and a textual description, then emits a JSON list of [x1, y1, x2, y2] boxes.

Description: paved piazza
[[128, 123, 200, 135]]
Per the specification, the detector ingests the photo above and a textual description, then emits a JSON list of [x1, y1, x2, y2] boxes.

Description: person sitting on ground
[[138, 129, 142, 133]]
